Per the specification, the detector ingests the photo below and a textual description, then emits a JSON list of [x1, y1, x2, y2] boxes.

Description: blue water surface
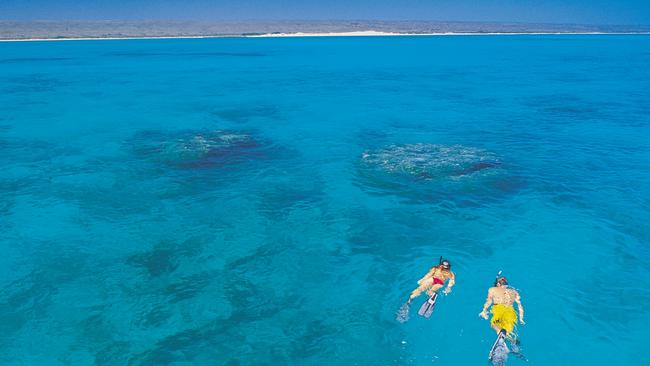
[[1, 35, 649, 365]]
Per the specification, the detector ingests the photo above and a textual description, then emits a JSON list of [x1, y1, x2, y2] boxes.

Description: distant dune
[[1, 20, 649, 40]]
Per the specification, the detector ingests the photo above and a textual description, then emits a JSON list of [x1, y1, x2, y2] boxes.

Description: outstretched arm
[[515, 292, 525, 325], [479, 289, 492, 319], [443, 271, 456, 295]]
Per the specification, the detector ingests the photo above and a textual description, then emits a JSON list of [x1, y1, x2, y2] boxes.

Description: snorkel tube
[[494, 270, 502, 286]]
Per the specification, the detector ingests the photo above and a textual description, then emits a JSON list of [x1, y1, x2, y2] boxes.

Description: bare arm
[[479, 289, 493, 319], [448, 271, 456, 287], [443, 271, 456, 294], [515, 291, 525, 324]]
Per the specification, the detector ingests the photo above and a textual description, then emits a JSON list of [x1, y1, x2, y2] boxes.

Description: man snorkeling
[[406, 258, 455, 318], [479, 276, 525, 339]]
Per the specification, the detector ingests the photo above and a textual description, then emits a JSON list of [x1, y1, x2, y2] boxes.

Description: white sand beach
[[249, 30, 406, 37], [248, 31, 624, 38], [2, 31, 647, 42]]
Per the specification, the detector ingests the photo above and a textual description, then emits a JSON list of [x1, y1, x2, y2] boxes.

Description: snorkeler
[[479, 275, 526, 360], [405, 258, 455, 318], [479, 276, 525, 334]]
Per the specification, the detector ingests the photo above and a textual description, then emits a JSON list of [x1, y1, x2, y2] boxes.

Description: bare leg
[[408, 284, 428, 303], [409, 283, 443, 302], [425, 284, 443, 296]]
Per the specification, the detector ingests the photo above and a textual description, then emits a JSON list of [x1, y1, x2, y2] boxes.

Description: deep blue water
[[1, 35, 649, 365]]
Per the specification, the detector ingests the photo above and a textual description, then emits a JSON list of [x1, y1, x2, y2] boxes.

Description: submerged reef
[[360, 143, 501, 180], [357, 143, 520, 204], [128, 129, 269, 169]]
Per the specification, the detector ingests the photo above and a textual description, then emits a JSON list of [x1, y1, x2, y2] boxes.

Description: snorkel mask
[[494, 277, 508, 286], [439, 257, 451, 270]]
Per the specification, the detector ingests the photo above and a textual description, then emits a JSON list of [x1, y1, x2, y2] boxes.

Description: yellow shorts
[[490, 304, 517, 334]]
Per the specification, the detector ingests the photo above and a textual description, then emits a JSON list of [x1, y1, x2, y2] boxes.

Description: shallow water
[[1, 35, 649, 365]]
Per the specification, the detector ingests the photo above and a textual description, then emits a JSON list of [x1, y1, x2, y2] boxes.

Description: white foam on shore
[[249, 30, 406, 37], [247, 31, 626, 38]]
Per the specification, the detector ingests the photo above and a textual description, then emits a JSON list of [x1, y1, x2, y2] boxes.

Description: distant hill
[[1, 20, 649, 40]]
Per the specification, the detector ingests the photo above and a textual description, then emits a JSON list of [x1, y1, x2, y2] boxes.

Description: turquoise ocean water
[[1, 35, 649, 365]]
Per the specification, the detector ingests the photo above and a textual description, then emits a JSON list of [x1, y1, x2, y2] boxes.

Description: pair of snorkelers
[[402, 259, 526, 362]]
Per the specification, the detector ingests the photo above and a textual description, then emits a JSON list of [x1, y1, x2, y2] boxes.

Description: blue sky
[[2, 0, 649, 25]]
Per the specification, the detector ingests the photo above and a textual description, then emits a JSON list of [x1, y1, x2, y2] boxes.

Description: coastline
[[0, 35, 231, 42], [2, 30, 649, 42], [247, 30, 648, 37]]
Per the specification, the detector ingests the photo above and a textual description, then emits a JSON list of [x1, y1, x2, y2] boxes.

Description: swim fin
[[488, 329, 508, 361], [417, 293, 437, 318], [509, 340, 528, 362]]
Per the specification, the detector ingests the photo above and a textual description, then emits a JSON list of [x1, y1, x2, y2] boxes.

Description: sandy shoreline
[[247, 30, 627, 37], [0, 35, 230, 42], [1, 30, 649, 42]]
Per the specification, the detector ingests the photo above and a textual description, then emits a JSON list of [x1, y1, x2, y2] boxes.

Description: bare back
[[430, 266, 453, 281], [489, 286, 519, 306]]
